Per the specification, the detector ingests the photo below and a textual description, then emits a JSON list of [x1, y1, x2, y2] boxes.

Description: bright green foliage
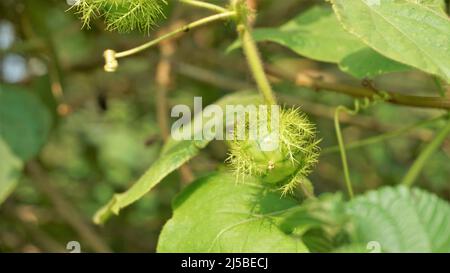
[[0, 138, 23, 205], [275, 193, 350, 252], [0, 86, 51, 161], [339, 48, 410, 79], [3, 0, 450, 254], [230, 6, 411, 79], [348, 186, 450, 252], [331, 0, 450, 83], [157, 172, 309, 253], [158, 174, 450, 253], [94, 92, 262, 224], [93, 139, 208, 224], [248, 6, 365, 63]]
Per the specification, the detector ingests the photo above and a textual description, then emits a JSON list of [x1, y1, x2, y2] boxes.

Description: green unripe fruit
[[227, 107, 320, 195]]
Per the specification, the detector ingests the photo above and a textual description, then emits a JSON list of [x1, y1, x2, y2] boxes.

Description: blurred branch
[[3, 205, 65, 252], [180, 46, 450, 110], [267, 66, 450, 110], [247, 0, 257, 25], [20, 11, 69, 116], [21, 221, 66, 253], [26, 161, 111, 253], [155, 40, 173, 140], [173, 61, 436, 142], [155, 26, 194, 185], [247, 0, 257, 10], [175, 61, 252, 91], [279, 94, 435, 142], [322, 114, 445, 154]]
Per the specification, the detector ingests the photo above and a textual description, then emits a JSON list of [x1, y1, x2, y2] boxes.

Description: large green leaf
[[242, 6, 365, 63], [348, 186, 450, 252], [276, 193, 350, 252], [339, 48, 411, 78], [94, 92, 262, 224], [415, 0, 447, 13], [331, 0, 450, 83], [157, 172, 309, 253], [0, 85, 52, 161], [0, 138, 23, 205], [230, 6, 410, 79]]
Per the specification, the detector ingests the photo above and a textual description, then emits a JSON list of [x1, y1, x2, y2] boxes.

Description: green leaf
[[0, 138, 23, 205], [0, 85, 52, 161], [339, 48, 411, 78], [415, 0, 447, 13], [94, 92, 262, 224], [330, 0, 450, 83], [229, 6, 410, 79], [157, 172, 309, 253], [93, 139, 207, 224], [276, 193, 349, 252], [348, 186, 450, 252], [240, 6, 365, 63]]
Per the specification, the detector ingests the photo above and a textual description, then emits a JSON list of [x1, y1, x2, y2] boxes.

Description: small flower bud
[[103, 49, 118, 72]]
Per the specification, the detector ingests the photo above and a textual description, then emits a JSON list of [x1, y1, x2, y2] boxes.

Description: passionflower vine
[[227, 107, 320, 195], [72, 0, 168, 33]]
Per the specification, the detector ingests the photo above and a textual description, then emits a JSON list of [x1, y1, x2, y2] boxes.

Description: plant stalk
[[323, 114, 445, 154], [238, 23, 277, 105], [180, 0, 229, 13], [334, 106, 355, 199], [401, 116, 450, 187], [234, 0, 277, 105], [114, 11, 236, 59]]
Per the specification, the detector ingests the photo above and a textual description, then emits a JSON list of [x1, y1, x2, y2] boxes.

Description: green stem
[[334, 106, 355, 199], [114, 11, 236, 58], [236, 0, 277, 105], [401, 116, 450, 187], [237, 23, 277, 105], [180, 0, 229, 13], [323, 114, 445, 154], [432, 76, 446, 97]]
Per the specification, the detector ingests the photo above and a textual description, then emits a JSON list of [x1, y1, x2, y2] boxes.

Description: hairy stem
[[113, 11, 236, 59], [401, 116, 450, 187], [238, 23, 277, 105], [180, 0, 229, 13], [334, 106, 355, 199]]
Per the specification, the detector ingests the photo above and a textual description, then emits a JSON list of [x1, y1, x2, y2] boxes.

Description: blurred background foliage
[[0, 0, 449, 252]]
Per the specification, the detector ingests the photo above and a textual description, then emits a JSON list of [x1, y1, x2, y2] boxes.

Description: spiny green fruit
[[73, 0, 168, 33], [226, 107, 320, 195]]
